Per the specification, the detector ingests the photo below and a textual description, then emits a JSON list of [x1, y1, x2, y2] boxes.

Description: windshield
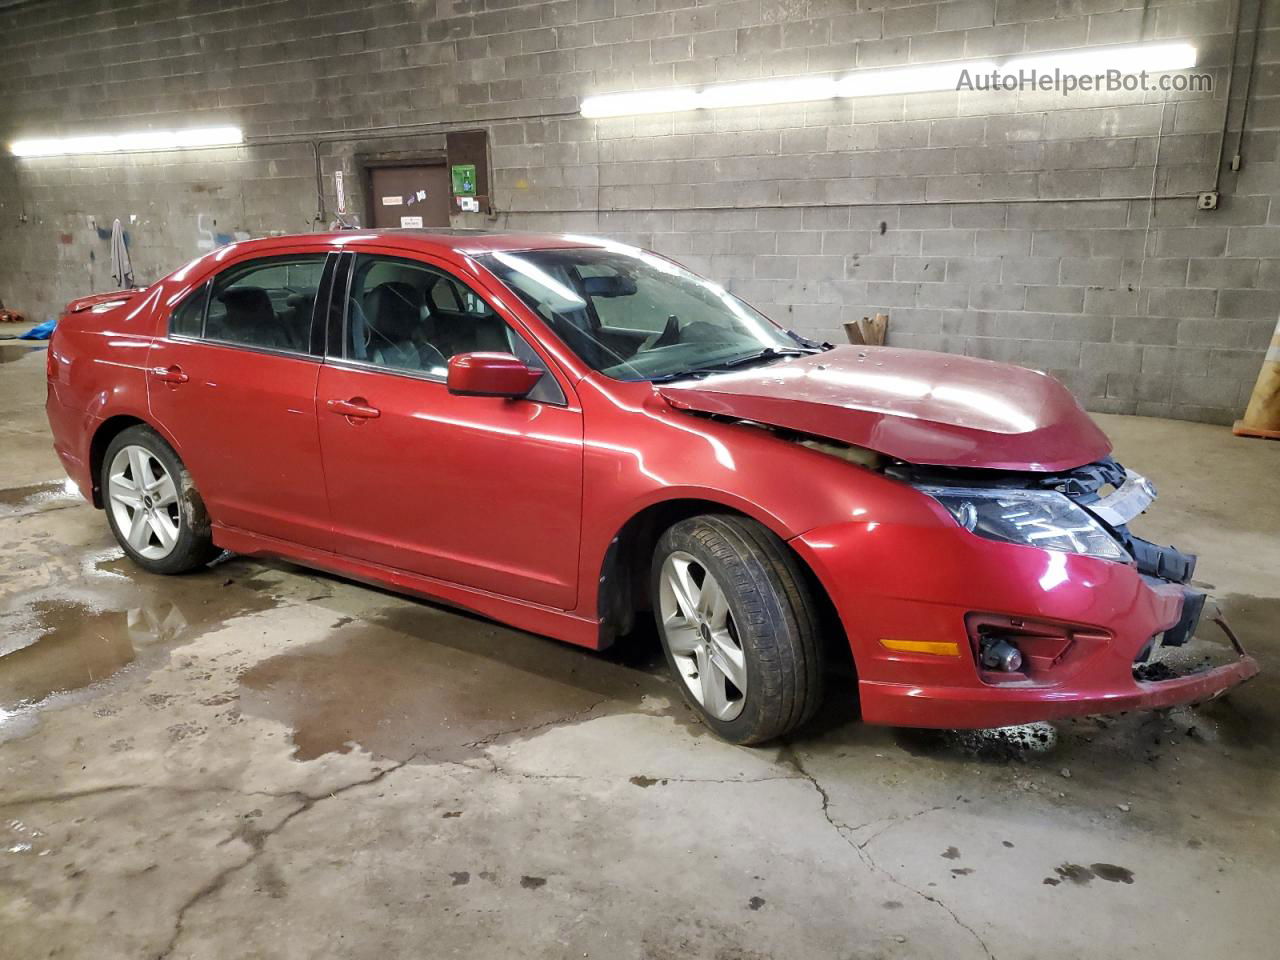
[[477, 243, 813, 381]]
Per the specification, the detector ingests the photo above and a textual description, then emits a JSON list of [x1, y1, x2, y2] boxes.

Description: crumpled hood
[[657, 345, 1111, 472]]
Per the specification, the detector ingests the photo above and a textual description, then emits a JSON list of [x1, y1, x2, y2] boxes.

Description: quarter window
[[169, 283, 208, 338]]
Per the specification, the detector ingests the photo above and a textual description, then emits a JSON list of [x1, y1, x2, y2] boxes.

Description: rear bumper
[[46, 385, 95, 502], [791, 520, 1261, 730]]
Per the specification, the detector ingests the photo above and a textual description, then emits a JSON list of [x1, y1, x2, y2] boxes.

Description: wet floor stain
[[1047, 863, 1135, 886], [519, 875, 546, 890], [1053, 863, 1095, 885], [237, 605, 670, 762], [1091, 863, 1135, 884], [0, 479, 79, 517], [0, 564, 280, 726], [0, 345, 45, 364], [0, 602, 134, 711]]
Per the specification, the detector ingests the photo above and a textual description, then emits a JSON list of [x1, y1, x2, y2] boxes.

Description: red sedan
[[44, 230, 1258, 744]]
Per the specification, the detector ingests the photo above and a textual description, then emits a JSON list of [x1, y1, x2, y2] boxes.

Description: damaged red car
[[45, 231, 1259, 744]]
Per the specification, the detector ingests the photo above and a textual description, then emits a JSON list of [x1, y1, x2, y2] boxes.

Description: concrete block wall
[[1, 0, 1277, 424]]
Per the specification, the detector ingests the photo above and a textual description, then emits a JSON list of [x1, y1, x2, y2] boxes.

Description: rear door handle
[[151, 365, 189, 384], [326, 397, 381, 419]]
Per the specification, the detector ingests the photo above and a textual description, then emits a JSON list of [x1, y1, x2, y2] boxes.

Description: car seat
[[213, 287, 291, 350], [363, 282, 447, 372]]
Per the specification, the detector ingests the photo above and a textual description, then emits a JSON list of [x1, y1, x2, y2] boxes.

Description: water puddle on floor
[[238, 605, 670, 762], [0, 565, 281, 734], [0, 479, 81, 517], [0, 344, 45, 364]]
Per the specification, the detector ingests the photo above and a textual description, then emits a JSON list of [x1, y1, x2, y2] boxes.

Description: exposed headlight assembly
[[917, 486, 1129, 561]]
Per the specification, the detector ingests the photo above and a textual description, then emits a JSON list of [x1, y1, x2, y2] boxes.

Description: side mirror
[[446, 352, 543, 399]]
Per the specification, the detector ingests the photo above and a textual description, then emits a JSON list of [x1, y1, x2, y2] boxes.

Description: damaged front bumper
[[791, 457, 1259, 729]]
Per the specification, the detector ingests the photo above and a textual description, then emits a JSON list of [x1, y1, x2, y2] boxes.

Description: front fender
[[576, 376, 943, 622]]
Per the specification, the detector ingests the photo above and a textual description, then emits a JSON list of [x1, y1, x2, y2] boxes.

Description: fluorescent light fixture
[[10, 125, 243, 157], [1003, 41, 1197, 76], [698, 76, 838, 110], [580, 88, 699, 118], [837, 61, 995, 98], [578, 41, 1197, 118]]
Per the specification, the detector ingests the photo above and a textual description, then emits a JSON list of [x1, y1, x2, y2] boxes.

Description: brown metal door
[[369, 165, 451, 228]]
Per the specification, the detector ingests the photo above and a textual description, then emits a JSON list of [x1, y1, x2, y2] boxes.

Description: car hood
[[656, 346, 1112, 472]]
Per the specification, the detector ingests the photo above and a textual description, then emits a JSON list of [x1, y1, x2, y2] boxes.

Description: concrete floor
[[2, 334, 1279, 960]]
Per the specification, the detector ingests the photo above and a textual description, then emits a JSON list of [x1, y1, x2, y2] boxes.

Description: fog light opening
[[980, 637, 1024, 672]]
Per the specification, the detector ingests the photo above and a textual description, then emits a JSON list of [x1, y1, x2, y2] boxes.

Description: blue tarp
[[17, 318, 57, 340]]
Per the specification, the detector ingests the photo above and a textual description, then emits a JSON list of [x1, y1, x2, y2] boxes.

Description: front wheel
[[102, 425, 218, 574], [651, 514, 825, 745]]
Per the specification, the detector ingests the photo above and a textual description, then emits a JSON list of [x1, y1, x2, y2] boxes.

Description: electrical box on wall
[[445, 129, 491, 216]]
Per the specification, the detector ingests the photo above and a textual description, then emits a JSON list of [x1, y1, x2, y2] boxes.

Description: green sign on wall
[[451, 164, 477, 196]]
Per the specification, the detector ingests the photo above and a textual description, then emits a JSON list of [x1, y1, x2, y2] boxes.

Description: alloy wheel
[[107, 444, 181, 560], [658, 551, 747, 721]]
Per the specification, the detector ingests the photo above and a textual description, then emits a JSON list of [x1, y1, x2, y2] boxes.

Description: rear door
[[146, 252, 334, 550], [314, 248, 584, 609]]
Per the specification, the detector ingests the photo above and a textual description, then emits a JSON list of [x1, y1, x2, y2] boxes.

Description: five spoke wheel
[[658, 551, 747, 721], [106, 444, 181, 560]]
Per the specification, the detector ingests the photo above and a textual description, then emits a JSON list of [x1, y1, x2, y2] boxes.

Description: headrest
[[364, 282, 423, 339], [218, 287, 274, 324]]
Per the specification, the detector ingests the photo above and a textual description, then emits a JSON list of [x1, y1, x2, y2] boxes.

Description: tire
[[101, 425, 218, 575], [651, 514, 824, 745]]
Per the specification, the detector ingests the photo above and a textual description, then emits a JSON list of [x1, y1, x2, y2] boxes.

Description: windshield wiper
[[649, 347, 811, 382]]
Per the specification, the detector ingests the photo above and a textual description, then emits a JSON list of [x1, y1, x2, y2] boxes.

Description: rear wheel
[[102, 425, 218, 574], [652, 514, 824, 745]]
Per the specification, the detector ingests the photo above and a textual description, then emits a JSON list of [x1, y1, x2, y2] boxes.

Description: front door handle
[[151, 365, 189, 384], [326, 397, 381, 419]]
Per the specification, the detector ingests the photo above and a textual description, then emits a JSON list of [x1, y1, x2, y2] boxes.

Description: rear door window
[[198, 255, 327, 354]]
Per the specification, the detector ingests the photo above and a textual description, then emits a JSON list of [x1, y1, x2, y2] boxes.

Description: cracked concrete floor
[[2, 338, 1279, 959]]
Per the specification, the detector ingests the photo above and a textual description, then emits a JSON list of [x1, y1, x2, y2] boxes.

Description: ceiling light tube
[[837, 61, 996, 98], [1003, 41, 1197, 76], [578, 41, 1198, 119], [10, 125, 243, 157]]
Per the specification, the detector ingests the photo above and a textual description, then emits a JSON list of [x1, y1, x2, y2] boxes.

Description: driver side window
[[344, 254, 565, 403]]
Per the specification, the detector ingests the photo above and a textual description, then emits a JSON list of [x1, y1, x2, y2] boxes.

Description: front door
[[369, 164, 452, 229], [147, 252, 333, 550], [314, 250, 584, 610]]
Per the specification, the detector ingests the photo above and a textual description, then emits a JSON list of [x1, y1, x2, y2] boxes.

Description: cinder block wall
[[1, 0, 1277, 424]]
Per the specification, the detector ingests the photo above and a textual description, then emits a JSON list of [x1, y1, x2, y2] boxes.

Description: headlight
[[916, 486, 1129, 561]]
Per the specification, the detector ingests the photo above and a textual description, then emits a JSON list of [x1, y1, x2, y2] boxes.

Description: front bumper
[[791, 521, 1259, 729]]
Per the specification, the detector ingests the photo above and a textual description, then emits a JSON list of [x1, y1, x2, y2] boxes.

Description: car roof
[[205, 229, 611, 260]]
